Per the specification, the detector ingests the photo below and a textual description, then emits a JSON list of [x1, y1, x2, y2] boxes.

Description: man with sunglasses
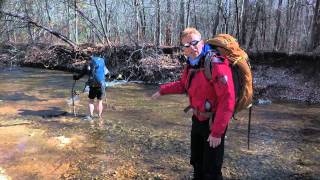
[[152, 27, 235, 180]]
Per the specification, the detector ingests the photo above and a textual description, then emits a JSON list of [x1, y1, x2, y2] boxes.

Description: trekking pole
[[247, 105, 252, 150], [71, 80, 77, 116]]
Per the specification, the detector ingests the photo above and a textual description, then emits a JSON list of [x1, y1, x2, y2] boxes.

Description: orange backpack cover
[[206, 34, 253, 113]]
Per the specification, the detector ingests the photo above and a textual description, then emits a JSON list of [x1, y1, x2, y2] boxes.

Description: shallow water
[[0, 67, 319, 179]]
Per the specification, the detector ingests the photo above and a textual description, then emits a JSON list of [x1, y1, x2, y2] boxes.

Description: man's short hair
[[85, 47, 99, 57], [85, 47, 93, 54], [181, 27, 201, 39]]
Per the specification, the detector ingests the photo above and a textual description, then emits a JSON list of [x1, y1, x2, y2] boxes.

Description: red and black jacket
[[159, 49, 235, 138]]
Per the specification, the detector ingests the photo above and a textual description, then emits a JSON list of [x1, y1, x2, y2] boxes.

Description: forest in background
[[0, 0, 319, 53]]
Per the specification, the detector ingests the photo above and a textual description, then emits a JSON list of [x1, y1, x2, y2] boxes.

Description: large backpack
[[87, 56, 106, 87], [206, 34, 253, 113], [206, 34, 253, 149]]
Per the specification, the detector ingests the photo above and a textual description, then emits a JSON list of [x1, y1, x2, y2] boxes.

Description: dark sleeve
[[76, 65, 88, 79]]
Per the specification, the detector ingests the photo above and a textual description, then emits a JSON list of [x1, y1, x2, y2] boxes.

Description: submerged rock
[[257, 99, 272, 105]]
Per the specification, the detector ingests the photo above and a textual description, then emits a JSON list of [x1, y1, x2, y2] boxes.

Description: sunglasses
[[181, 40, 200, 49]]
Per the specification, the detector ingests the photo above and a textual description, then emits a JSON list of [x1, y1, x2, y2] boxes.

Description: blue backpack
[[87, 56, 106, 87]]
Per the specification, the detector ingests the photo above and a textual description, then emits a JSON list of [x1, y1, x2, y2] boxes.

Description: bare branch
[[1, 10, 77, 48], [74, 4, 105, 44]]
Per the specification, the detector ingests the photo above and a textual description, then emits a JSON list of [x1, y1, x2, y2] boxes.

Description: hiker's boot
[[83, 115, 94, 121], [204, 171, 223, 180], [192, 164, 203, 180]]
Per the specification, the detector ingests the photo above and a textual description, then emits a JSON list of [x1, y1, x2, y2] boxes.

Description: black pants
[[190, 115, 226, 180]]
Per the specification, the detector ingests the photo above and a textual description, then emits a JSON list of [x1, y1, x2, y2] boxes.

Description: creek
[[0, 67, 319, 179]]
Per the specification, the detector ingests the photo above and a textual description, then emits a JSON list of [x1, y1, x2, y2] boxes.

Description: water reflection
[[0, 92, 46, 101]]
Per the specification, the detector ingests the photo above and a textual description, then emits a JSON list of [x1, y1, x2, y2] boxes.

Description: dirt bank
[[250, 52, 320, 104]]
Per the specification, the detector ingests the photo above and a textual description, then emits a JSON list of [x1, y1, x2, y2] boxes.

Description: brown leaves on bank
[[0, 43, 183, 82]]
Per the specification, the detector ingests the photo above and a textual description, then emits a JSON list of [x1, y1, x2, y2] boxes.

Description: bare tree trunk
[[0, 0, 5, 19], [212, 11, 220, 36], [247, 2, 261, 50], [23, 0, 34, 43], [285, 0, 294, 52], [139, 0, 146, 41], [212, 0, 221, 36], [240, 0, 249, 46], [274, 0, 283, 51], [74, 0, 78, 44], [134, 0, 141, 42], [235, 0, 240, 39], [104, 0, 109, 40], [179, 0, 185, 34], [186, 0, 191, 27], [44, 0, 51, 24], [0, 0, 8, 40], [260, 3, 267, 49], [0, 0, 4, 10], [66, 0, 71, 40], [155, 0, 160, 46], [290, 2, 303, 52], [221, 0, 230, 33], [310, 0, 320, 50], [45, 0, 52, 42], [165, 0, 172, 45], [6, 17, 11, 41], [193, 0, 198, 28]]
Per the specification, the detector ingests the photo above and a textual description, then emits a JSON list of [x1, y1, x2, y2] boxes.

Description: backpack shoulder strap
[[203, 50, 225, 81]]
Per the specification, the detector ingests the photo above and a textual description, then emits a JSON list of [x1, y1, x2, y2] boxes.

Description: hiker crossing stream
[[0, 67, 319, 179]]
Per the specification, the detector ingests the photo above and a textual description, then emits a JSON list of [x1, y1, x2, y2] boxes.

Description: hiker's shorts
[[88, 86, 106, 100]]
